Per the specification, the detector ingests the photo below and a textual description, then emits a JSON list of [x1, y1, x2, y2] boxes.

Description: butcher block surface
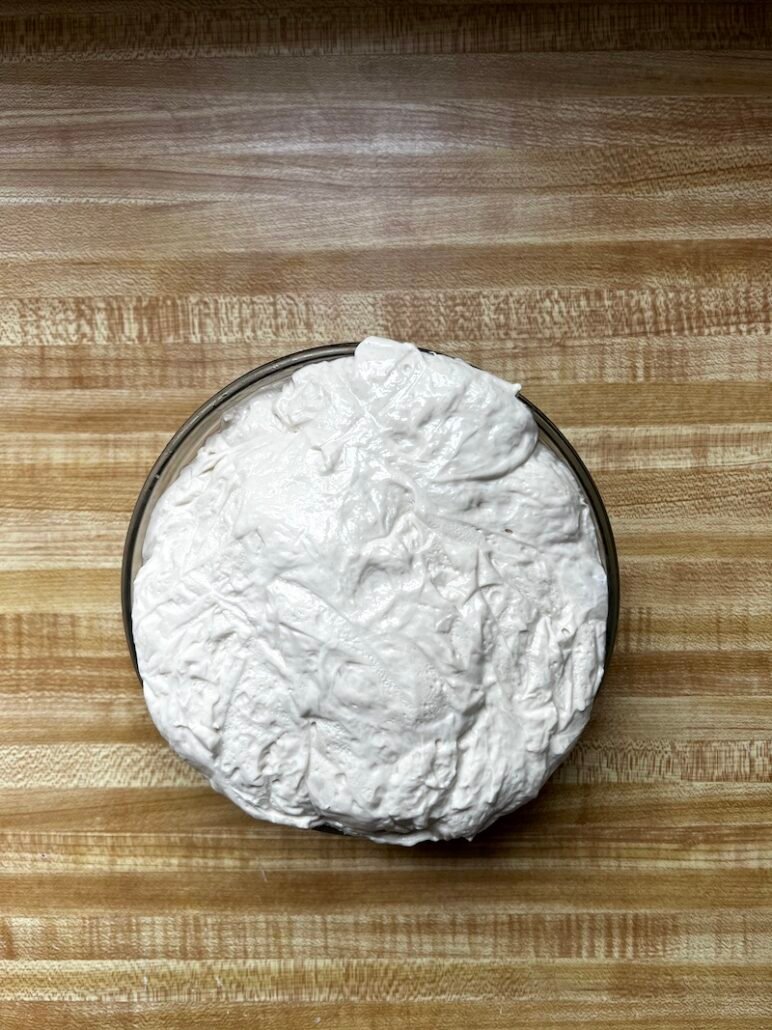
[[1, 3, 771, 1028]]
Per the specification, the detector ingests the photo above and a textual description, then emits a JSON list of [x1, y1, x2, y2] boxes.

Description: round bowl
[[122, 345, 620, 830]]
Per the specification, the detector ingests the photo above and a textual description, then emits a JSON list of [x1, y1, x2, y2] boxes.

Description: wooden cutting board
[[1, 4, 770, 1027]]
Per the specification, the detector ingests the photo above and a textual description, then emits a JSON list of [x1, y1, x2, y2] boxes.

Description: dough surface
[[133, 338, 607, 844]]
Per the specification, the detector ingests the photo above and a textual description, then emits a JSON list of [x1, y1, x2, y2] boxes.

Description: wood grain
[[0, 3, 770, 1028]]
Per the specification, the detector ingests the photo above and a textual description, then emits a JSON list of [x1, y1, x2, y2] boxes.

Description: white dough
[[133, 338, 607, 844]]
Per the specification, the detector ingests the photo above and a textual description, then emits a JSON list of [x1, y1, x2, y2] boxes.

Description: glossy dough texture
[[133, 338, 607, 844]]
